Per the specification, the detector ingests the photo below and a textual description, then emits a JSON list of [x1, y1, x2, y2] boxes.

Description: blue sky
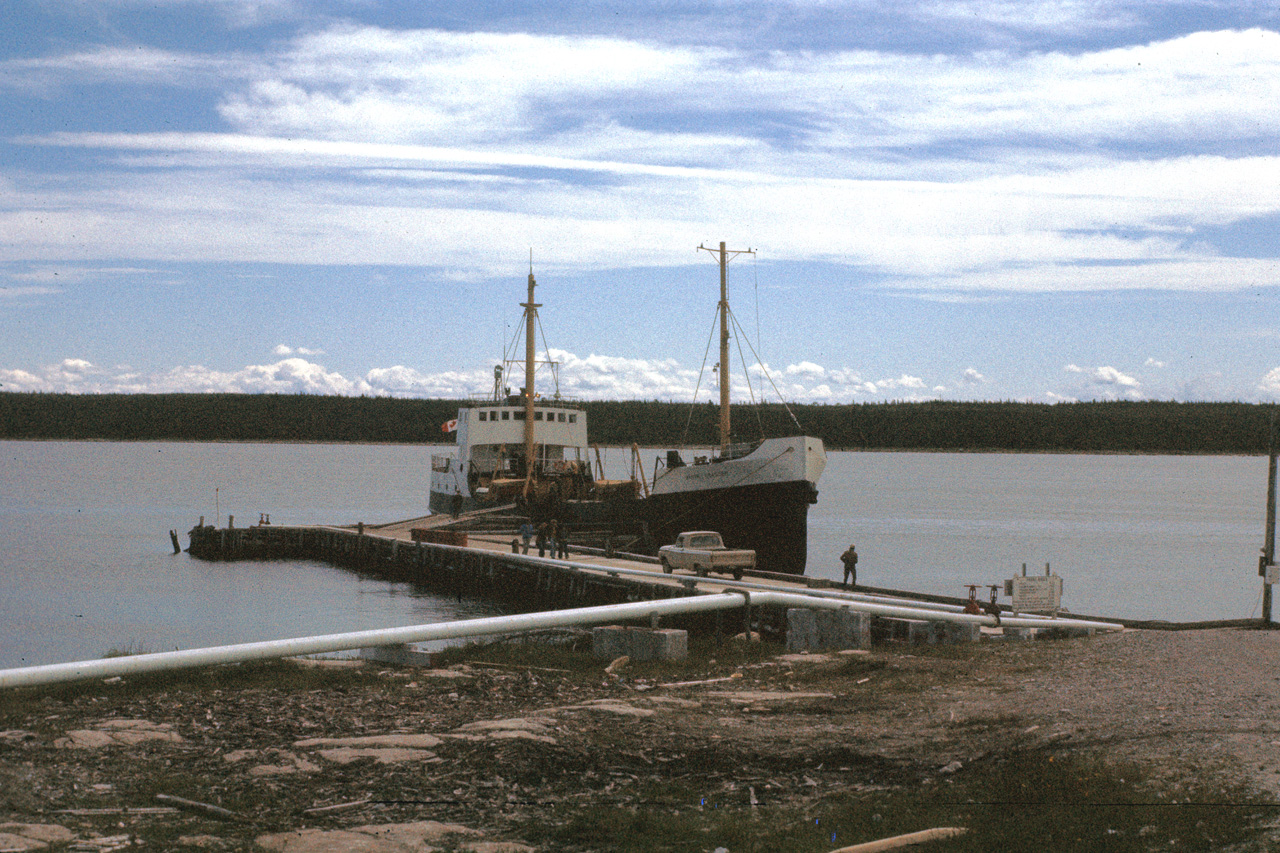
[[2, 1, 1279, 404]]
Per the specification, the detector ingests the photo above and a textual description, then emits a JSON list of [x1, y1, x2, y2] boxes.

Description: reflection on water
[[1, 441, 1269, 668]]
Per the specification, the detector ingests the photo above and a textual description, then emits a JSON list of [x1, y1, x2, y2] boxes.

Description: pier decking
[[185, 513, 1120, 646], [186, 515, 832, 639]]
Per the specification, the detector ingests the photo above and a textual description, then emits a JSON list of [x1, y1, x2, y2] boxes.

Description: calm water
[[0, 441, 499, 670], [0, 442, 1269, 669], [804, 452, 1265, 623]]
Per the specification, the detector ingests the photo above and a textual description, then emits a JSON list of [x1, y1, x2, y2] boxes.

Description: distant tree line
[[0, 392, 1276, 454], [0, 392, 458, 444]]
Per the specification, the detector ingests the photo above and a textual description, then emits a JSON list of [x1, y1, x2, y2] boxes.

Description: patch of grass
[[526, 750, 1275, 852]]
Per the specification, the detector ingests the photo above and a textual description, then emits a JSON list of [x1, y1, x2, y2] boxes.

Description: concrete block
[[873, 617, 942, 645], [637, 628, 687, 661], [592, 626, 687, 662], [786, 609, 817, 652], [944, 621, 982, 644], [906, 619, 940, 645], [1001, 626, 1036, 641], [786, 608, 870, 652], [359, 643, 433, 666], [592, 626, 630, 660]]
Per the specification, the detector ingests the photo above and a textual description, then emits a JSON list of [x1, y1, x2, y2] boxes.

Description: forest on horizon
[[1, 392, 1276, 455]]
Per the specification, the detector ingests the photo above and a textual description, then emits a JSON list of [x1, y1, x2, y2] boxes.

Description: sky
[[2, 1, 1279, 405]]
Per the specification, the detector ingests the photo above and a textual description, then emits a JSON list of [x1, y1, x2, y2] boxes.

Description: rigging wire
[[681, 307, 722, 447], [535, 313, 561, 398], [728, 306, 765, 440], [728, 304, 804, 434], [682, 246, 806, 443], [753, 251, 762, 363]]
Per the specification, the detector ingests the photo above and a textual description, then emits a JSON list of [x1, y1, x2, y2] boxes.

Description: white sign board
[[1012, 575, 1062, 613]]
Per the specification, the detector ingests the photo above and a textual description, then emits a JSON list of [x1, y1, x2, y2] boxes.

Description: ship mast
[[522, 266, 539, 477], [699, 241, 754, 451]]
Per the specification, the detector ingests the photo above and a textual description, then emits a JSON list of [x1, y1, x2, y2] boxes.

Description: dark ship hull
[[640, 477, 818, 575]]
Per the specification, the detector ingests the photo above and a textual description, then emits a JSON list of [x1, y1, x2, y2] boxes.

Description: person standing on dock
[[556, 522, 570, 559], [841, 544, 858, 587], [536, 521, 549, 557], [547, 519, 560, 558], [519, 521, 534, 555]]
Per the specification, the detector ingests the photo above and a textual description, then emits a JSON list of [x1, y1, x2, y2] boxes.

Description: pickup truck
[[658, 531, 755, 580]]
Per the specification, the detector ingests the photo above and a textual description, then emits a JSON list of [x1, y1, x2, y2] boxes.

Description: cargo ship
[[429, 244, 826, 574]]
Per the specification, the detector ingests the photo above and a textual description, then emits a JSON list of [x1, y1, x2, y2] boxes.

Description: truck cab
[[658, 531, 756, 580]]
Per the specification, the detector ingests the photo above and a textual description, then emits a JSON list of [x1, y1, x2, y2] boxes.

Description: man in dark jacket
[[840, 544, 858, 587]]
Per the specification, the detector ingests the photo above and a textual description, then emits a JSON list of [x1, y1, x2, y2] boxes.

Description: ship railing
[[715, 441, 762, 463], [459, 394, 585, 407]]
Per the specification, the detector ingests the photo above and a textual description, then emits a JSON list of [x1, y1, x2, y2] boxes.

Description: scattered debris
[[154, 794, 241, 821]]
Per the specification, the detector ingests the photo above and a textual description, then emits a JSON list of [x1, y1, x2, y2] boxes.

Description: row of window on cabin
[[476, 410, 577, 423]]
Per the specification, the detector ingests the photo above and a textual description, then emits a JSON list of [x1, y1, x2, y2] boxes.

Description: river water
[[0, 441, 1268, 669]]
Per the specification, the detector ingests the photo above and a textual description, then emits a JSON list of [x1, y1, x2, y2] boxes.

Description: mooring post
[[1264, 410, 1277, 624], [169, 530, 181, 554]]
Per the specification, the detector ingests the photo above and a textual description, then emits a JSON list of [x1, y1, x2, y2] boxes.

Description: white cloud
[[918, 0, 1137, 33], [960, 367, 988, 385], [156, 358, 368, 394], [876, 374, 927, 390], [10, 27, 1280, 289], [1063, 363, 1143, 399], [198, 25, 1280, 156], [0, 368, 47, 390], [0, 357, 372, 395], [0, 46, 239, 92], [15, 130, 1280, 291], [547, 349, 701, 401], [0, 349, 953, 403], [365, 364, 497, 398], [1259, 368, 1280, 398], [784, 361, 827, 378], [212, 26, 719, 147]]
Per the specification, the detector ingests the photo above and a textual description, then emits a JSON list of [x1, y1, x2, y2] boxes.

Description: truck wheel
[[661, 558, 672, 574], [733, 568, 744, 581]]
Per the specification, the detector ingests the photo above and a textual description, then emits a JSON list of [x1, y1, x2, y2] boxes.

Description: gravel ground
[[1, 626, 1278, 851]]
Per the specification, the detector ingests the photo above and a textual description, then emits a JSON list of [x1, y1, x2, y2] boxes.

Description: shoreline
[[0, 436, 1269, 457], [2, 629, 1278, 851]]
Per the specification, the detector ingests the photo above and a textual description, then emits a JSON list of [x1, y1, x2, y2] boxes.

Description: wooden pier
[[185, 514, 844, 639], [185, 512, 1129, 645]]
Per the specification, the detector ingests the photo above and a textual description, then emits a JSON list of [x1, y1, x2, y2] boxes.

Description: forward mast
[[697, 241, 755, 451]]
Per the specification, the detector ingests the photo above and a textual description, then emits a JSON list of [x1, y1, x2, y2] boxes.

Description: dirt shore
[[2, 627, 1280, 852]]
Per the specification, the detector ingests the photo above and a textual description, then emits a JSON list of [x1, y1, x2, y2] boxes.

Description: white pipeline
[[521, 548, 1117, 627], [0, 589, 1119, 690]]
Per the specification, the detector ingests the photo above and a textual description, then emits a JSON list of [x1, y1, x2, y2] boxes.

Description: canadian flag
[[442, 419, 458, 433]]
